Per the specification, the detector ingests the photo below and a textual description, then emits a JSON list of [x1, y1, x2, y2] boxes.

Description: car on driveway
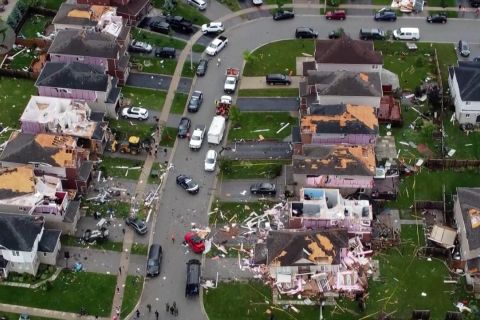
[[187, 0, 207, 10], [196, 59, 208, 76], [184, 231, 205, 253], [187, 91, 203, 112], [295, 27, 318, 39], [121, 107, 149, 120], [177, 117, 191, 138], [155, 47, 176, 58], [201, 22, 224, 34], [146, 244, 162, 277], [129, 40, 152, 53], [374, 8, 397, 21], [266, 74, 291, 85], [252, 0, 263, 6], [204, 149, 217, 172], [273, 9, 295, 20], [176, 174, 199, 194], [325, 10, 346, 20], [250, 182, 276, 196], [427, 13, 447, 23], [150, 21, 170, 34], [458, 40, 471, 57], [125, 216, 148, 235]]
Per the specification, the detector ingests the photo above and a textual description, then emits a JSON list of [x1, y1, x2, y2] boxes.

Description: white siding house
[[448, 62, 480, 125]]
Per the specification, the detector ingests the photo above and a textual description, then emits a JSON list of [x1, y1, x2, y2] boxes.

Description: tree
[[427, 85, 442, 110], [163, 0, 176, 15], [219, 158, 233, 175], [276, 0, 285, 9]]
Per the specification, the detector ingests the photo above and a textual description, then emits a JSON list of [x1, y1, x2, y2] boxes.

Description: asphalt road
[[139, 12, 480, 320]]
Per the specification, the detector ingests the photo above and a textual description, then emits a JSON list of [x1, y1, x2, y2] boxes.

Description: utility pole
[[190, 45, 193, 71], [319, 300, 324, 320]]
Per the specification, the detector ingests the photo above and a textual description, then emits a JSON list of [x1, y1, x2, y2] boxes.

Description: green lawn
[[264, 0, 292, 4], [215, 0, 241, 11], [228, 112, 297, 141], [36, 0, 65, 10], [192, 43, 207, 53], [209, 200, 277, 224], [170, 92, 189, 114], [19, 14, 51, 38], [0, 271, 116, 316], [426, 0, 455, 7], [109, 118, 155, 141], [371, 0, 391, 4], [238, 88, 299, 97], [159, 127, 178, 147], [148, 161, 168, 184], [120, 275, 143, 319], [8, 49, 36, 70], [243, 40, 314, 76], [99, 156, 144, 180], [181, 61, 199, 78], [6, 265, 56, 285], [121, 86, 167, 111], [152, 0, 210, 24], [61, 235, 123, 252], [130, 55, 177, 75], [83, 201, 131, 219], [433, 42, 457, 88], [131, 28, 186, 50], [220, 159, 290, 180], [131, 243, 149, 256], [443, 113, 480, 159], [428, 9, 458, 17]]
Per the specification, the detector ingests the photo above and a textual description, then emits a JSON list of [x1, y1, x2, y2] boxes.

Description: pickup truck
[[189, 125, 205, 150], [205, 35, 228, 56], [224, 68, 240, 94], [166, 15, 193, 34]]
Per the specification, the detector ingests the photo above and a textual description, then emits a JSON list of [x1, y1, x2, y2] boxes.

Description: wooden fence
[[426, 159, 480, 170], [414, 200, 444, 210], [0, 68, 37, 79], [15, 37, 51, 49]]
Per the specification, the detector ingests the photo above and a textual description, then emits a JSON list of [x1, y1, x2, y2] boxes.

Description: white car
[[204, 149, 218, 172], [121, 107, 149, 120], [187, 0, 207, 10], [253, 0, 263, 5], [205, 35, 228, 56], [201, 22, 224, 34], [129, 40, 152, 53]]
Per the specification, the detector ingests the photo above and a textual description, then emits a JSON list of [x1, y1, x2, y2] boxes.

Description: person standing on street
[[165, 302, 170, 312], [147, 304, 152, 313], [155, 310, 159, 320]]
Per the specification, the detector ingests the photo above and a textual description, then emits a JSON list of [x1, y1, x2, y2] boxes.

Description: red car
[[325, 10, 346, 20], [184, 231, 205, 254]]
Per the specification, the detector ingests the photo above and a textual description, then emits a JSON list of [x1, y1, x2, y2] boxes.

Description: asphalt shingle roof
[[314, 35, 383, 65], [450, 62, 480, 102], [49, 29, 119, 59], [0, 213, 44, 252]]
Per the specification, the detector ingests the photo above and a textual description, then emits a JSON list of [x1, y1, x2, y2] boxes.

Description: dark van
[[359, 28, 385, 40], [185, 259, 201, 297], [266, 74, 291, 85], [146, 244, 163, 277]]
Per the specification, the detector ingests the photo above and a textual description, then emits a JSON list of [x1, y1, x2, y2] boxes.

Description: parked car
[[150, 21, 170, 34], [204, 149, 217, 171], [325, 10, 346, 20], [374, 8, 397, 21], [266, 74, 291, 85], [392, 27, 420, 40], [185, 259, 201, 297], [328, 29, 343, 39], [273, 9, 295, 20], [250, 182, 276, 196], [121, 107, 149, 120], [252, 0, 263, 5], [125, 216, 148, 235], [155, 47, 176, 58], [427, 13, 447, 23], [359, 28, 385, 40], [146, 244, 163, 277], [187, 0, 207, 10], [176, 174, 199, 194], [187, 91, 203, 112], [201, 22, 224, 34], [184, 231, 205, 253], [166, 15, 194, 34], [295, 27, 318, 39], [129, 40, 152, 53], [458, 40, 471, 57], [177, 117, 191, 138], [196, 59, 208, 76]]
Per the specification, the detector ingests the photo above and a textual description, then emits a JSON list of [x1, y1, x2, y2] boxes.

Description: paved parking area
[[236, 97, 298, 111], [126, 72, 193, 93]]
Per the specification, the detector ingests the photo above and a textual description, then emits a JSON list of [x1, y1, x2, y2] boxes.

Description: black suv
[[426, 13, 447, 23], [185, 259, 201, 297], [166, 15, 194, 34], [374, 8, 397, 21], [146, 244, 163, 277], [150, 21, 170, 34], [155, 47, 176, 58], [359, 28, 385, 40], [295, 27, 318, 39], [266, 74, 291, 85]]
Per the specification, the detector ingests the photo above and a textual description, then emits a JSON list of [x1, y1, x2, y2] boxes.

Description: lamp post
[[319, 300, 324, 320]]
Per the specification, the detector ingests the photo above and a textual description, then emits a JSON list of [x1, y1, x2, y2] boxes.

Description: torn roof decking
[[53, 3, 116, 26], [0, 166, 35, 197]]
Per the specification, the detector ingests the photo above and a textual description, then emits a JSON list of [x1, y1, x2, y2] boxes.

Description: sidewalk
[[0, 303, 109, 320]]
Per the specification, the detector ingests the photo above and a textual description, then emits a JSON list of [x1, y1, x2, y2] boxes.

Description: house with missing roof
[[448, 62, 480, 125], [48, 29, 130, 85], [76, 0, 151, 24], [293, 104, 378, 151], [0, 166, 80, 234], [20, 96, 109, 155], [0, 132, 93, 194], [0, 213, 61, 278], [453, 187, 480, 293], [253, 229, 370, 302], [35, 61, 121, 117]]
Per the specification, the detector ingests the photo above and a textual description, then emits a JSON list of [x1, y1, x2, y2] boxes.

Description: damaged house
[[0, 166, 80, 234], [76, 0, 152, 24], [20, 96, 108, 155], [0, 133, 93, 194], [253, 229, 370, 303]]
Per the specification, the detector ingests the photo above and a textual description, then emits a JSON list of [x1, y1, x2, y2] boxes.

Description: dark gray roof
[[0, 133, 60, 166], [302, 70, 382, 97], [92, 122, 106, 140], [78, 161, 93, 181], [38, 229, 61, 253], [0, 255, 8, 268], [52, 3, 98, 27], [0, 189, 29, 201], [291, 126, 301, 143], [258, 229, 348, 266], [49, 30, 119, 59], [451, 63, 480, 102], [90, 111, 105, 122], [64, 200, 80, 223], [314, 35, 383, 65], [117, 0, 150, 16], [36, 62, 109, 92], [0, 213, 44, 251], [456, 188, 480, 251], [106, 85, 121, 104]]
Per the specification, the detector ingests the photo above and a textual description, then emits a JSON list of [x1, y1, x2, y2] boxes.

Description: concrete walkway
[[400, 219, 424, 225]]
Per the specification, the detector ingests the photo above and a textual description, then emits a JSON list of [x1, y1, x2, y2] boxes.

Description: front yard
[[220, 159, 290, 180], [0, 77, 36, 131], [61, 235, 123, 252], [108, 118, 155, 141], [18, 14, 52, 38], [0, 271, 116, 316], [121, 86, 166, 111], [99, 156, 145, 180], [83, 200, 131, 219], [130, 55, 178, 75], [228, 112, 297, 141], [209, 200, 277, 224]]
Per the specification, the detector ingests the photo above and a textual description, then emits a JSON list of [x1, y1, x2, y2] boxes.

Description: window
[[466, 101, 471, 105], [466, 114, 471, 118], [12, 251, 20, 256]]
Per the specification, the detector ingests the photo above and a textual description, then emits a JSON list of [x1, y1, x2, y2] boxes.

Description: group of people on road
[[166, 301, 179, 316]]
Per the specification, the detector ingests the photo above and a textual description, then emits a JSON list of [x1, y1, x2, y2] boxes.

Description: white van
[[207, 116, 226, 145], [393, 28, 420, 41]]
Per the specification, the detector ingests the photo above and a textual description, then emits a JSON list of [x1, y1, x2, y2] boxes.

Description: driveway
[[126, 72, 193, 93], [236, 97, 298, 111], [221, 141, 293, 159], [217, 178, 285, 201], [239, 76, 302, 89]]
